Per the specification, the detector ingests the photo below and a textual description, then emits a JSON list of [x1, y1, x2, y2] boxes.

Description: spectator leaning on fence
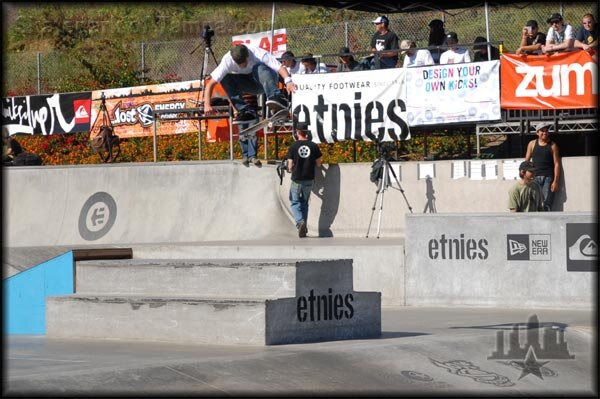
[[335, 47, 359, 72], [574, 13, 598, 52], [370, 15, 400, 69], [427, 19, 447, 64], [280, 51, 306, 75], [299, 53, 329, 74], [542, 13, 575, 54], [439, 32, 471, 64], [516, 20, 547, 55], [472, 36, 500, 61], [400, 39, 434, 67]]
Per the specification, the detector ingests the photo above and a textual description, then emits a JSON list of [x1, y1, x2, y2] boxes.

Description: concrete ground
[[5, 306, 596, 396]]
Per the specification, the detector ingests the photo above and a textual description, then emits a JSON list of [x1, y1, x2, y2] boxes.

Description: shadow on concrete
[[553, 164, 567, 211], [380, 331, 430, 339], [313, 164, 340, 237], [449, 322, 569, 330], [422, 176, 437, 213]]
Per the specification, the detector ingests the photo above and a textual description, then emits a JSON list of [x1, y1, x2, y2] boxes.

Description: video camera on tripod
[[366, 138, 413, 238], [201, 24, 215, 47]]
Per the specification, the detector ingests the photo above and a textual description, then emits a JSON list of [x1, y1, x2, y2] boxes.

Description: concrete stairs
[[46, 258, 381, 345]]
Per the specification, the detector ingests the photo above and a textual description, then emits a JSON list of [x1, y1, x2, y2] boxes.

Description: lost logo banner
[[292, 69, 410, 144]]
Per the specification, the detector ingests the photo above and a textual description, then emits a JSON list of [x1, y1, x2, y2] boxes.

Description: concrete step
[[47, 259, 382, 345], [46, 294, 268, 345], [75, 259, 296, 299]]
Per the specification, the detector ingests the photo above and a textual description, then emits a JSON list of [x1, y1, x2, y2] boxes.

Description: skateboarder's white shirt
[[210, 44, 282, 82]]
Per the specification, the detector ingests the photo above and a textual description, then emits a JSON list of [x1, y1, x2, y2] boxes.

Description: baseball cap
[[373, 16, 389, 25], [339, 46, 351, 56], [446, 32, 458, 42], [473, 36, 487, 50], [547, 13, 563, 23], [280, 51, 295, 62], [525, 19, 539, 28], [535, 121, 553, 131], [519, 161, 536, 172]]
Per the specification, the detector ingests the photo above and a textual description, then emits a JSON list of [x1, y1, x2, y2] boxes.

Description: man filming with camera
[[285, 122, 322, 238], [203, 43, 297, 123]]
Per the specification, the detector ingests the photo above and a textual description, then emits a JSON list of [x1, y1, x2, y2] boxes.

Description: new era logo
[[507, 234, 551, 261], [508, 239, 527, 256]]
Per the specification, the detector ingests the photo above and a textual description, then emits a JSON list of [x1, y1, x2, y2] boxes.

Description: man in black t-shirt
[[285, 123, 323, 238], [516, 20, 547, 55], [369, 15, 399, 69]]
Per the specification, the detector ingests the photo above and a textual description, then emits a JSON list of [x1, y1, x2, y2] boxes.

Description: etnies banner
[[292, 69, 410, 143], [501, 51, 597, 109]]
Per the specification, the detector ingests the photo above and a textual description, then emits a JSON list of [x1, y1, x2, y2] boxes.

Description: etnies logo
[[297, 288, 354, 322], [428, 234, 489, 260]]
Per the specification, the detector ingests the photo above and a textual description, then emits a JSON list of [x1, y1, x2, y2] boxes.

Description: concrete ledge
[[47, 259, 382, 345], [405, 212, 597, 308]]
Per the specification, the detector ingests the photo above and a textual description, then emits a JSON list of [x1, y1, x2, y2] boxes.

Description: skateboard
[[238, 108, 290, 137]]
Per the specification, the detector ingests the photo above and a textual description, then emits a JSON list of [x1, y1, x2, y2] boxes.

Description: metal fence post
[[345, 22, 348, 48], [141, 42, 145, 82], [36, 52, 41, 95]]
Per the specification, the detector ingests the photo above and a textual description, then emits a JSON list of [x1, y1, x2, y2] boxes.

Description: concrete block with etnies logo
[[46, 259, 381, 345]]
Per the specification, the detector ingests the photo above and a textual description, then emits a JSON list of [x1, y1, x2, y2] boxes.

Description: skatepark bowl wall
[[4, 156, 596, 247], [3, 157, 597, 337]]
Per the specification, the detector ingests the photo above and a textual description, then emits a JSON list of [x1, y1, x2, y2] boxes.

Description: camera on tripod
[[202, 25, 215, 47], [376, 141, 397, 162]]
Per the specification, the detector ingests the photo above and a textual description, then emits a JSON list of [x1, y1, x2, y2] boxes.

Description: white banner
[[292, 69, 410, 143], [232, 29, 287, 57], [405, 60, 501, 126]]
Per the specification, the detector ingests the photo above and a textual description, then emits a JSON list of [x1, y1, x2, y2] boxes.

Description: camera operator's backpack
[[370, 158, 385, 183], [90, 125, 120, 163]]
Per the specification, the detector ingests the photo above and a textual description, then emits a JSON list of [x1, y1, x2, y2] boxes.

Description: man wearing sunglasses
[[542, 13, 575, 53]]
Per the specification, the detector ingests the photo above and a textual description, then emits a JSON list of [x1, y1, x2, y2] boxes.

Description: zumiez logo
[[515, 62, 596, 97], [428, 234, 489, 260]]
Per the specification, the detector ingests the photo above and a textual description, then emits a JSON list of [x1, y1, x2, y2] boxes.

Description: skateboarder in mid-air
[[203, 43, 297, 165]]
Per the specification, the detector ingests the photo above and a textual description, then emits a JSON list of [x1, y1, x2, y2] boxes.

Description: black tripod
[[190, 25, 219, 103], [366, 146, 413, 238]]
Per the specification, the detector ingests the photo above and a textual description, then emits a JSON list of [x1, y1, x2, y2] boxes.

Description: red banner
[[500, 50, 597, 109]]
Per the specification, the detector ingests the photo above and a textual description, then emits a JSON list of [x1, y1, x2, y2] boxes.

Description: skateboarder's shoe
[[233, 110, 258, 124]]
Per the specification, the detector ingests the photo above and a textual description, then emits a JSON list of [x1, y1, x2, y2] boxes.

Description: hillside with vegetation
[[2, 3, 596, 165]]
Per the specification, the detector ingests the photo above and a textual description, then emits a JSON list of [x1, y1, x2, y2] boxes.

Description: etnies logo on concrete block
[[428, 234, 489, 260]]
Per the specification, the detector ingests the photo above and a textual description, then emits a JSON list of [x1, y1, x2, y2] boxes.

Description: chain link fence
[[3, 3, 596, 95]]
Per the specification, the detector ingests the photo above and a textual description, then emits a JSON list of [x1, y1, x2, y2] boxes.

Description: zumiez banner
[[404, 60, 501, 126], [292, 69, 410, 143], [500, 51, 597, 110]]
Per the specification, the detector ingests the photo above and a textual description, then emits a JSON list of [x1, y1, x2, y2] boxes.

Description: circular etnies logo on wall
[[78, 192, 117, 241]]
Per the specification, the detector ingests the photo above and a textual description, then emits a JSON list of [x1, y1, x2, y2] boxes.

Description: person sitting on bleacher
[[335, 47, 359, 72], [472, 36, 500, 61]]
